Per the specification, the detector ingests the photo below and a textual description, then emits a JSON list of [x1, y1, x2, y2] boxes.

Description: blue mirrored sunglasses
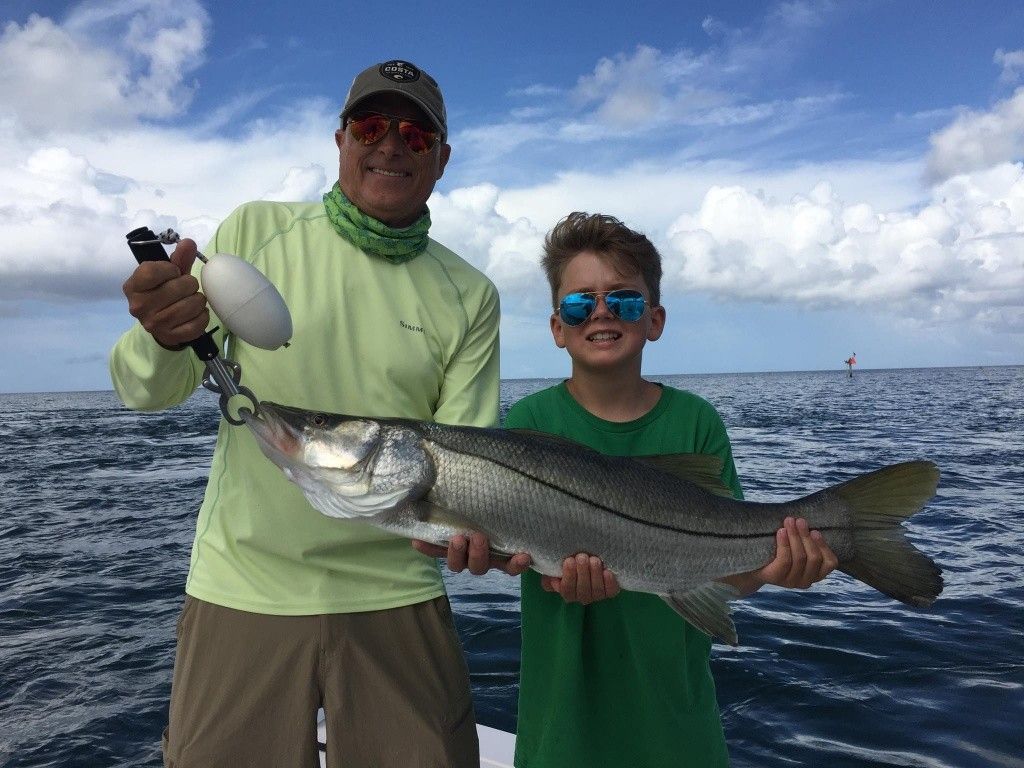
[[558, 289, 647, 327]]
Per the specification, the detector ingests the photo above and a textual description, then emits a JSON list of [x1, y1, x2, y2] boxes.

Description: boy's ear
[[550, 312, 568, 349], [647, 304, 666, 342]]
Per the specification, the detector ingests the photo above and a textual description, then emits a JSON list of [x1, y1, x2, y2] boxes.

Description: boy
[[503, 212, 837, 767], [415, 211, 837, 766]]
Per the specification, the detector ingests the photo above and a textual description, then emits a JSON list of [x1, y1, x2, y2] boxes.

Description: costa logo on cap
[[379, 60, 420, 83]]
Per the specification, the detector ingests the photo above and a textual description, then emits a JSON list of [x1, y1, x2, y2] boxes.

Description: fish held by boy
[[242, 402, 943, 645]]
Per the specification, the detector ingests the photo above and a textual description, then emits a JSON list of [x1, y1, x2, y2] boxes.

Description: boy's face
[[550, 250, 665, 372]]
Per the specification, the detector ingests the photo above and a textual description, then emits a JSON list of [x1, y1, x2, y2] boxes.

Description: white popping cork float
[[201, 253, 292, 349]]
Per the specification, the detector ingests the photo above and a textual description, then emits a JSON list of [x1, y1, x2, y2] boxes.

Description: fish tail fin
[[831, 460, 944, 607]]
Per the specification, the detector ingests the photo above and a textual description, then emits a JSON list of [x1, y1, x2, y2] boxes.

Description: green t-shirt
[[109, 200, 500, 614], [504, 382, 742, 768]]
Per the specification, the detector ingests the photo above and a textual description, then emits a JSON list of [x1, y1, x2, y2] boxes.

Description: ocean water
[[1, 367, 1022, 767]]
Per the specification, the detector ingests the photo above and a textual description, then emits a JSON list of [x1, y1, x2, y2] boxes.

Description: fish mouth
[[242, 403, 303, 466]]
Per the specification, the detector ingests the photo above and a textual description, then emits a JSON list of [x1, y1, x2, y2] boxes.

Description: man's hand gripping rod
[[125, 227, 259, 425]]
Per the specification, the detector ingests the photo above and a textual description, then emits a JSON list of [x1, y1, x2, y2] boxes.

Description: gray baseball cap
[[340, 60, 447, 139]]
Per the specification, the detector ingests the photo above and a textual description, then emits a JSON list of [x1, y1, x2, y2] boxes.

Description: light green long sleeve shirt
[[110, 200, 500, 614]]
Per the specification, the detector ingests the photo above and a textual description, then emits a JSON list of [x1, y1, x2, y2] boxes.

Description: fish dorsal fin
[[634, 453, 733, 498]]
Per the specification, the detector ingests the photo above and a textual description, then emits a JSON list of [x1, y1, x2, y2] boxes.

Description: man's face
[[335, 93, 451, 228]]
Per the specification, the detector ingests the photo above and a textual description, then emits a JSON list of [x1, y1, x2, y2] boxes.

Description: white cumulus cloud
[[995, 48, 1024, 85], [429, 184, 547, 301], [0, 2, 209, 133], [0, 15, 132, 132], [262, 165, 329, 203], [926, 88, 1024, 182], [664, 165, 1024, 330], [0, 0, 332, 304]]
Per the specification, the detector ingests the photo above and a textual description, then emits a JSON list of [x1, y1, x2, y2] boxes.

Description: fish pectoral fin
[[663, 582, 740, 646], [408, 502, 513, 557], [633, 454, 733, 498], [413, 501, 478, 529]]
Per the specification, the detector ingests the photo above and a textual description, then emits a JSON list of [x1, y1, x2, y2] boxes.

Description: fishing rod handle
[[125, 227, 219, 361]]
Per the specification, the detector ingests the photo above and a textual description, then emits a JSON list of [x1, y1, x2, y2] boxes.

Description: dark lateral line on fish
[[432, 440, 814, 540]]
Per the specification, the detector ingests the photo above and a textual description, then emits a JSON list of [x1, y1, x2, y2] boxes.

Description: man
[[111, 60, 501, 768]]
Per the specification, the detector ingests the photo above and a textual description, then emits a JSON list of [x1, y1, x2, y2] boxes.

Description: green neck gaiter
[[322, 182, 431, 264]]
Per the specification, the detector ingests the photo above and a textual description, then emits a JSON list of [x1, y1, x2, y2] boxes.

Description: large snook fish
[[243, 402, 943, 645]]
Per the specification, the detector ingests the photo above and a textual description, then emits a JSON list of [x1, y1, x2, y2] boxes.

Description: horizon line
[[2, 362, 1021, 397]]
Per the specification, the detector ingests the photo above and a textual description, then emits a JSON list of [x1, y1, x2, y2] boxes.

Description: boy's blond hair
[[541, 212, 663, 309]]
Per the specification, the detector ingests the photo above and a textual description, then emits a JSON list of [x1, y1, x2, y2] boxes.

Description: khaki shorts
[[162, 596, 479, 768]]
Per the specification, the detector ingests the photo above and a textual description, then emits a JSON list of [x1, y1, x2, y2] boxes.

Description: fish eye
[[312, 414, 327, 427]]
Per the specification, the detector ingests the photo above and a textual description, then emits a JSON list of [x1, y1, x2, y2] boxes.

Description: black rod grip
[[126, 227, 172, 262], [125, 228, 218, 361]]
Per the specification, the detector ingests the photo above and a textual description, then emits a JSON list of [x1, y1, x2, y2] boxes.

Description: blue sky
[[0, 0, 1022, 393]]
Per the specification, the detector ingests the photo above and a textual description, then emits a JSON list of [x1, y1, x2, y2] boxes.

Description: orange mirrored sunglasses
[[345, 112, 440, 154]]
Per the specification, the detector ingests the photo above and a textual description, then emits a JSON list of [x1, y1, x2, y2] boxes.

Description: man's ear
[[436, 143, 452, 180]]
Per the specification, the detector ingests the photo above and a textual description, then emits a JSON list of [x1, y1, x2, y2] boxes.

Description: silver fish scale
[[411, 422, 813, 591]]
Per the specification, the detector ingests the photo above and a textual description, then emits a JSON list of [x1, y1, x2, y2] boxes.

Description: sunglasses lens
[[606, 290, 646, 321], [348, 113, 438, 154], [348, 114, 389, 145], [399, 122, 438, 154], [559, 293, 597, 326], [558, 290, 646, 326]]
